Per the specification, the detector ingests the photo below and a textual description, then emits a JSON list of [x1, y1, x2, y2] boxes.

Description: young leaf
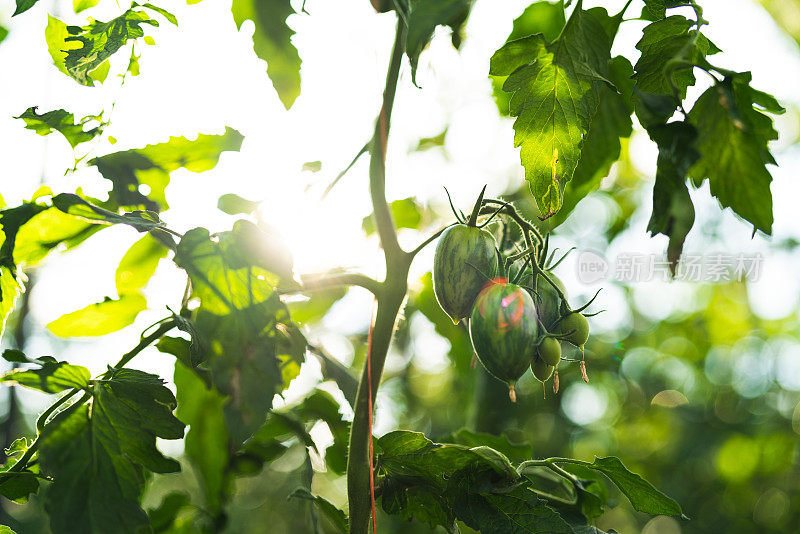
[[0, 355, 90, 393], [90, 127, 244, 211], [290, 488, 348, 534], [633, 15, 719, 99], [405, 0, 473, 85], [0, 438, 39, 504], [47, 294, 147, 337], [59, 8, 159, 86], [688, 74, 784, 234], [115, 234, 168, 295], [490, 6, 620, 218], [15, 107, 103, 149], [231, 0, 301, 108], [646, 121, 700, 271], [39, 369, 185, 534], [587, 456, 684, 517]]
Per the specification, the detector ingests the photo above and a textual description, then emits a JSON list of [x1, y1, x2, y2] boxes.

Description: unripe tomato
[[559, 312, 589, 350], [433, 225, 498, 323], [469, 278, 538, 390], [531, 357, 554, 382], [536, 336, 561, 367]]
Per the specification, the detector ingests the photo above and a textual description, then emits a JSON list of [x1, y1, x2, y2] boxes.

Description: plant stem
[[110, 318, 180, 370], [347, 17, 410, 534], [296, 272, 382, 297]]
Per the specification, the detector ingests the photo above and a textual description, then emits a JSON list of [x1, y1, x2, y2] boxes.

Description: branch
[[295, 272, 382, 297], [322, 141, 371, 199], [109, 318, 180, 370]]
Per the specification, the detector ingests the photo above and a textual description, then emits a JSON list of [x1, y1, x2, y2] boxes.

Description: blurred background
[[0, 0, 799, 532]]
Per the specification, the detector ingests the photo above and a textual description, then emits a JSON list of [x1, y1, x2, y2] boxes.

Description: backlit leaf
[[47, 293, 147, 337], [115, 234, 168, 294], [405, 0, 473, 84], [232, 0, 301, 108], [15, 107, 103, 149], [587, 456, 684, 516], [0, 353, 90, 393]]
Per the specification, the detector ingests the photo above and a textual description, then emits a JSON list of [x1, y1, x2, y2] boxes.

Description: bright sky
[[1, 0, 799, 425]]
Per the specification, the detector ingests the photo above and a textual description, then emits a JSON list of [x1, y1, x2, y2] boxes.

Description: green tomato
[[433, 225, 498, 323], [531, 357, 554, 382], [469, 278, 538, 390], [536, 336, 562, 367], [559, 312, 589, 349]]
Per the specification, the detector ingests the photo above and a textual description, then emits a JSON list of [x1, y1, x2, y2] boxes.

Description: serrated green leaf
[[646, 121, 699, 271], [290, 488, 348, 533], [405, 0, 473, 84], [52, 193, 164, 231], [363, 197, 422, 234], [491, 0, 565, 115], [0, 354, 90, 393], [551, 54, 634, 227], [588, 456, 683, 516], [45, 16, 75, 77], [688, 74, 783, 234], [633, 15, 719, 99], [115, 233, 168, 294], [490, 6, 620, 217], [39, 369, 184, 533], [15, 107, 103, 149], [217, 193, 260, 215], [60, 9, 158, 86], [91, 127, 244, 212], [47, 293, 147, 337], [232, 0, 301, 108], [452, 484, 574, 534]]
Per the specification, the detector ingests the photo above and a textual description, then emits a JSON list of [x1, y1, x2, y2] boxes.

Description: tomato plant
[[0, 0, 792, 533]]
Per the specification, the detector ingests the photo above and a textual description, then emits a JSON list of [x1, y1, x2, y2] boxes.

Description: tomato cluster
[[432, 190, 597, 402]]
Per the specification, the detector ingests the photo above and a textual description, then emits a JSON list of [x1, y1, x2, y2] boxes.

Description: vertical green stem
[[347, 18, 410, 534]]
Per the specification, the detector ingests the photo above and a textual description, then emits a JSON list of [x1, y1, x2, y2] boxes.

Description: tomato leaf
[[439, 428, 532, 463], [0, 438, 39, 504], [688, 74, 784, 234], [115, 234, 168, 295], [52, 193, 164, 231], [47, 294, 147, 337], [217, 193, 260, 215], [640, 0, 694, 21], [362, 197, 423, 234], [13, 0, 39, 16], [633, 15, 719, 99], [231, 0, 301, 109], [54, 8, 159, 86], [39, 369, 185, 534], [490, 6, 620, 218], [90, 127, 244, 212], [646, 121, 700, 272], [15, 107, 103, 149], [585, 456, 684, 517], [0, 353, 90, 393], [147, 492, 191, 532], [405, 0, 473, 85]]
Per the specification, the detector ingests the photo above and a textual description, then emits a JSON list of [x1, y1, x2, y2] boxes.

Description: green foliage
[[47, 293, 147, 337], [13, 0, 39, 16], [0, 351, 90, 393], [217, 193, 260, 215], [15, 107, 103, 149], [405, 0, 473, 84], [115, 233, 168, 294], [363, 197, 423, 234], [91, 127, 244, 211], [646, 121, 699, 270], [48, 5, 174, 86], [586, 457, 684, 517], [290, 488, 348, 533], [687, 73, 784, 233], [38, 369, 184, 534], [490, 4, 620, 218], [633, 15, 718, 98], [231, 0, 301, 108]]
